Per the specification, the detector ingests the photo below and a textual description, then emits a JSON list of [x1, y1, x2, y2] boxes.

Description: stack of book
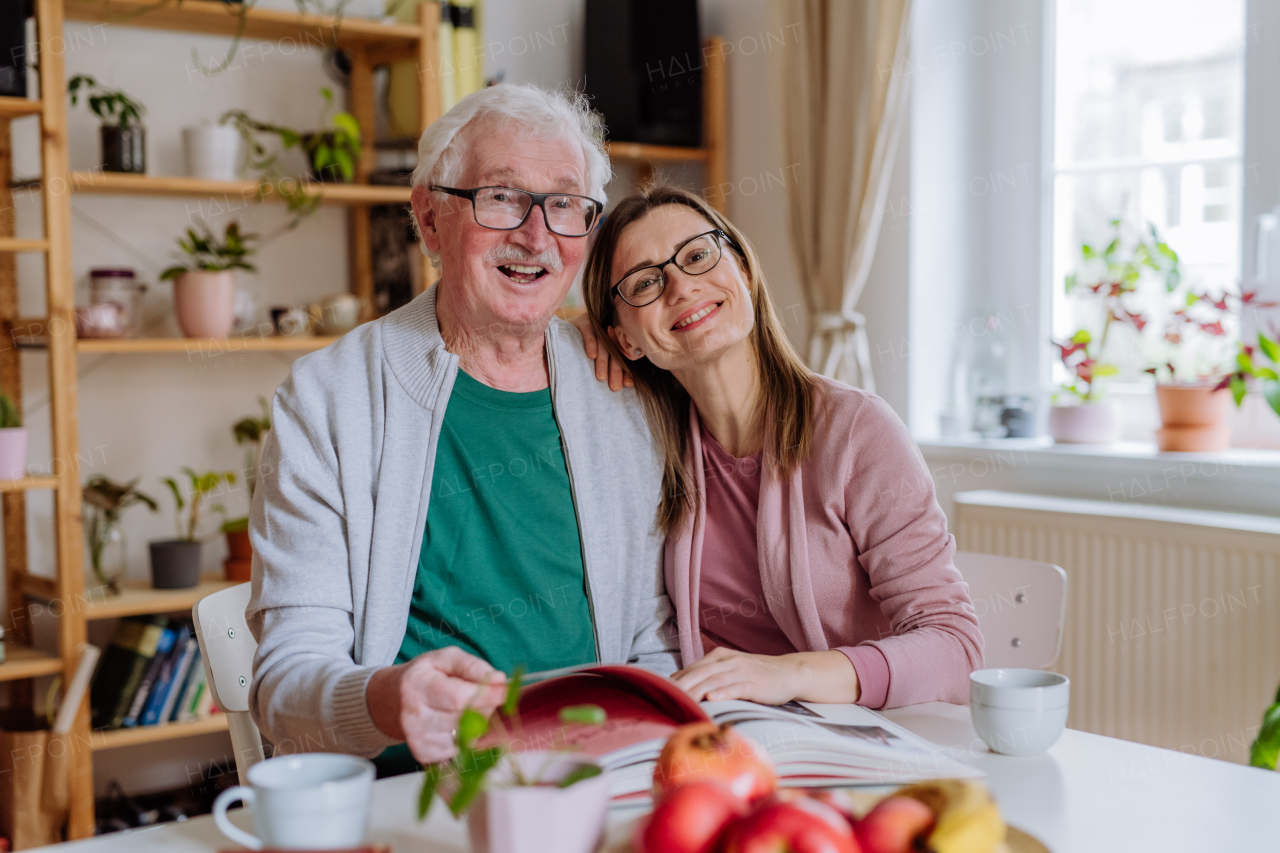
[[89, 615, 219, 731]]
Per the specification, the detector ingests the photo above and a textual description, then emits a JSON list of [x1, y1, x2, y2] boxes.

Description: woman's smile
[[672, 301, 724, 332]]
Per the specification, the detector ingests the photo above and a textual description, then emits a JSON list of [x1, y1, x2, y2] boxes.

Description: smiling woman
[[582, 185, 985, 711]]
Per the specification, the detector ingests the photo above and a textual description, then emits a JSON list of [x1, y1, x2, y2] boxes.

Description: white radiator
[[954, 489, 1280, 764]]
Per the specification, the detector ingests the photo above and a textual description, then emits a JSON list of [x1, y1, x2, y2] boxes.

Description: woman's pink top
[[665, 376, 984, 709]]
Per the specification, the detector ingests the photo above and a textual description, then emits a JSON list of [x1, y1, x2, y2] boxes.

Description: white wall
[[6, 0, 806, 797]]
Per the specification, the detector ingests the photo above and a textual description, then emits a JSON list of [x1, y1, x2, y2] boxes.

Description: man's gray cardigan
[[246, 286, 679, 757]]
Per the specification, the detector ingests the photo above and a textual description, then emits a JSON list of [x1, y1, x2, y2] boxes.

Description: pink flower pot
[[466, 753, 609, 853], [1048, 402, 1120, 444], [1155, 384, 1231, 452], [0, 427, 27, 480], [173, 270, 237, 338]]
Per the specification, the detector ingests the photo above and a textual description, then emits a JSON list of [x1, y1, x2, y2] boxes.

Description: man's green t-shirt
[[377, 370, 598, 775]]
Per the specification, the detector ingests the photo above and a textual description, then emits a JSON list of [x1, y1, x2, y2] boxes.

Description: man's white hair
[[411, 84, 611, 258]]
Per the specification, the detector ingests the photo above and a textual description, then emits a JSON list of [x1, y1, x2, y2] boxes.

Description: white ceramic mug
[[970, 668, 1070, 757], [212, 753, 374, 850]]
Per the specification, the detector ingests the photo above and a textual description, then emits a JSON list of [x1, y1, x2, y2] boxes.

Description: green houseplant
[[0, 391, 26, 481], [1251, 679, 1280, 770], [149, 467, 236, 590], [418, 671, 609, 853], [67, 74, 147, 173], [159, 221, 257, 339], [82, 476, 158, 595], [216, 396, 272, 582]]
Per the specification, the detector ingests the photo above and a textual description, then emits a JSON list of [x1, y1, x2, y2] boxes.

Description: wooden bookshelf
[[0, 476, 58, 492], [68, 171, 412, 205], [65, 0, 422, 54], [92, 715, 229, 751], [0, 96, 42, 119], [0, 237, 49, 253], [78, 335, 341, 354], [0, 645, 65, 682], [605, 142, 710, 163], [78, 577, 237, 621]]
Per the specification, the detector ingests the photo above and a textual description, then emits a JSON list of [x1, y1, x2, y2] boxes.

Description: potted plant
[[215, 396, 272, 582], [1221, 322, 1280, 422], [418, 672, 610, 853], [151, 467, 236, 589], [67, 74, 146, 173], [220, 87, 362, 189], [0, 392, 25, 480], [83, 476, 158, 595], [183, 121, 243, 181], [159, 221, 257, 338], [1049, 330, 1121, 443]]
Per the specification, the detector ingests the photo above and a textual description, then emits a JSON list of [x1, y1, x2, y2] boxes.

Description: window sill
[[914, 437, 1280, 518]]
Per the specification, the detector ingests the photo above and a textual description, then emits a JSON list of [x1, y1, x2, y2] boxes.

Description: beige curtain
[[770, 0, 913, 391]]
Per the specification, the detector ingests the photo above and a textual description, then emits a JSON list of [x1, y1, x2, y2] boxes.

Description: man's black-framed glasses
[[610, 229, 730, 307], [430, 185, 603, 237]]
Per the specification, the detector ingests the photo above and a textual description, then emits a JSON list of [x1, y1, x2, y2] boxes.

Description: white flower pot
[[0, 427, 27, 480], [1048, 402, 1120, 444], [466, 753, 609, 853], [183, 125, 243, 181]]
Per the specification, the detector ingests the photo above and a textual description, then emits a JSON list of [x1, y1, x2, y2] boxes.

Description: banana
[[895, 780, 1007, 853]]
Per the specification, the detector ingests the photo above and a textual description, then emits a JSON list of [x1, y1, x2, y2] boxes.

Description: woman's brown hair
[[582, 185, 816, 535]]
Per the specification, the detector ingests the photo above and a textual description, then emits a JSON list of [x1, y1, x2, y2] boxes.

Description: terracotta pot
[[173, 270, 237, 338], [0, 427, 27, 480], [224, 528, 253, 581], [1048, 402, 1120, 444], [467, 753, 609, 853], [1155, 384, 1231, 452]]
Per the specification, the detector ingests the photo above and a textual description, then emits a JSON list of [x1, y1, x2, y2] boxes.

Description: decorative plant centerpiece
[[159, 221, 257, 339], [67, 74, 147, 173], [215, 396, 272, 582], [150, 467, 236, 590], [83, 476, 158, 595], [418, 671, 610, 853], [0, 391, 26, 481]]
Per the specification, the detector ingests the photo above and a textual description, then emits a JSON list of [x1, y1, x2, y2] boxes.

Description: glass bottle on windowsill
[[969, 313, 1009, 439]]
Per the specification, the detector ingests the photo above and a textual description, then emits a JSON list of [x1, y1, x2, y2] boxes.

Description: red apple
[[654, 722, 777, 802], [723, 796, 862, 853], [634, 780, 748, 853], [854, 796, 936, 853]]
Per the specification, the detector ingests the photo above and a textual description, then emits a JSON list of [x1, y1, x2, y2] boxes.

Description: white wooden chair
[[954, 551, 1067, 669], [192, 582, 265, 784]]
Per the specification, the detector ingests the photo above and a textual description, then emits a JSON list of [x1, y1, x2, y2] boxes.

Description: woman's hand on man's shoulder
[[566, 311, 633, 392]]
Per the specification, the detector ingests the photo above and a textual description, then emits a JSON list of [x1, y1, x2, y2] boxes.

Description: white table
[[38, 702, 1280, 852]]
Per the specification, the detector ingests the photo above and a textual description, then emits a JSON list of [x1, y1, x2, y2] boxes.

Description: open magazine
[[512, 665, 982, 803]]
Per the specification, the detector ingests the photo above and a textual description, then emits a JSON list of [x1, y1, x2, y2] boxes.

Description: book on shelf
[[144, 627, 196, 726], [171, 646, 204, 723], [89, 615, 170, 731], [121, 624, 177, 728], [508, 666, 980, 803]]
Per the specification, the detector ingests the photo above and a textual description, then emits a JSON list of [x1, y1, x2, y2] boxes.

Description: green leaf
[[1238, 350, 1257, 373], [333, 112, 361, 138], [1230, 374, 1248, 406], [503, 667, 525, 718], [1092, 364, 1119, 377], [557, 764, 603, 789], [1249, 702, 1280, 770], [1258, 368, 1279, 381], [1259, 334, 1280, 365], [449, 746, 503, 816], [558, 704, 606, 726], [1081, 244, 1095, 259], [1263, 379, 1280, 419], [1064, 273, 1078, 293], [1070, 329, 1092, 345], [457, 708, 489, 746], [1185, 291, 1199, 308], [418, 762, 443, 821], [1103, 238, 1120, 258]]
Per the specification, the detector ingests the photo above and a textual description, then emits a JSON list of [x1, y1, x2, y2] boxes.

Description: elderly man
[[247, 84, 677, 771]]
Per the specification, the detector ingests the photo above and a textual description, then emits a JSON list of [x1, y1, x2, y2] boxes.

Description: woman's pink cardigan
[[664, 377, 984, 708]]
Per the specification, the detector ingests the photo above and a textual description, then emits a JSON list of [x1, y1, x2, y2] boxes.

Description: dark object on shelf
[[0, 2, 30, 98], [369, 168, 418, 316], [101, 125, 145, 173], [149, 539, 201, 589], [96, 766, 239, 837], [1000, 395, 1037, 438], [584, 0, 703, 148]]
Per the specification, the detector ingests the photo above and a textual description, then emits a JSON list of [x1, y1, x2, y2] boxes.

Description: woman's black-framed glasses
[[610, 229, 730, 307], [430, 185, 603, 237]]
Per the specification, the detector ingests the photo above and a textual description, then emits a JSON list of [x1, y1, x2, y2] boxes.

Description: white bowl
[[970, 668, 1069, 756]]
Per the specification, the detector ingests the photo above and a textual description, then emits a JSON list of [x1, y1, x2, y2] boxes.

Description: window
[[1050, 0, 1245, 381]]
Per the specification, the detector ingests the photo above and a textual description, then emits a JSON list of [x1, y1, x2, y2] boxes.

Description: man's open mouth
[[672, 302, 723, 331], [498, 264, 549, 284]]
